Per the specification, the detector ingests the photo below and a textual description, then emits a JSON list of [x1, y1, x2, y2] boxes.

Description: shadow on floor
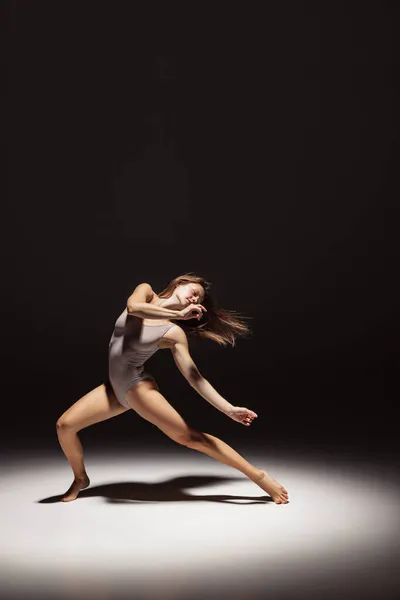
[[38, 474, 275, 505]]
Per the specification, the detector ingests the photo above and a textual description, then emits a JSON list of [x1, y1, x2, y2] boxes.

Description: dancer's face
[[174, 283, 205, 307]]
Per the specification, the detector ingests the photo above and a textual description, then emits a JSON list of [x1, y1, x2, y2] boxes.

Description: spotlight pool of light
[[1, 447, 399, 600]]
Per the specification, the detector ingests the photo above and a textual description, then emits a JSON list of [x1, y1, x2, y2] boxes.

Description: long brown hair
[[157, 272, 252, 347]]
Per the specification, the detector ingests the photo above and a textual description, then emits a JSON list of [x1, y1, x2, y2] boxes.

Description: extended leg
[[179, 432, 288, 503], [125, 381, 289, 504]]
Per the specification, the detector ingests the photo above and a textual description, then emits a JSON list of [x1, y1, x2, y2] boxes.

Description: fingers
[[195, 305, 207, 320], [239, 408, 258, 419], [229, 409, 258, 427], [230, 409, 258, 426], [185, 305, 207, 320], [186, 306, 205, 321], [242, 410, 258, 426]]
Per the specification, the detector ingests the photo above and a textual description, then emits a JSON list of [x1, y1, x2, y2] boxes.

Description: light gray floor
[[1, 446, 399, 600]]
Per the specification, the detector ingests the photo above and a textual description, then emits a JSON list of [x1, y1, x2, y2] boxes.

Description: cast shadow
[[38, 474, 274, 505]]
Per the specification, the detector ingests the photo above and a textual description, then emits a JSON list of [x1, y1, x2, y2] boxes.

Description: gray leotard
[[108, 308, 176, 408]]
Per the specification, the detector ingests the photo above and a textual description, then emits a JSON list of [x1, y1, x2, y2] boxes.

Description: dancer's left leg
[[125, 380, 289, 504]]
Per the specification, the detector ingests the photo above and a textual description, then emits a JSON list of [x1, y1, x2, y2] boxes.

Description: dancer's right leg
[[56, 383, 129, 501]]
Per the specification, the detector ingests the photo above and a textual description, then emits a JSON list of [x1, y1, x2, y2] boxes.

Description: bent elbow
[[127, 302, 138, 315], [188, 367, 203, 387]]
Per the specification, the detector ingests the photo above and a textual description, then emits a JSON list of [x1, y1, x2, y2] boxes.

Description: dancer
[[56, 273, 289, 504]]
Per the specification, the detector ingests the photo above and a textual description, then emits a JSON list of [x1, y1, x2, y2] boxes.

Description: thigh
[[125, 380, 193, 441], [57, 383, 130, 431]]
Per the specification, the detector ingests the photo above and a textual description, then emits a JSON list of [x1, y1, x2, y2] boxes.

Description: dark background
[[5, 2, 398, 457]]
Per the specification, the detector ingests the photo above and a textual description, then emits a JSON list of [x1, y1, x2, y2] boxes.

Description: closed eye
[[192, 286, 202, 301]]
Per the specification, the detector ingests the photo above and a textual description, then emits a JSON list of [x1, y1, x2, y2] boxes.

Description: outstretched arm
[[170, 327, 258, 426]]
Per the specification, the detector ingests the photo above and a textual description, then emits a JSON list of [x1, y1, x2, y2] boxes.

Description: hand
[[178, 303, 207, 321], [226, 406, 258, 426]]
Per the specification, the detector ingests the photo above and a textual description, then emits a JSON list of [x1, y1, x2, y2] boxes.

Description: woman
[[56, 273, 289, 504]]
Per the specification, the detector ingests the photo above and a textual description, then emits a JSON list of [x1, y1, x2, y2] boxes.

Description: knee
[[56, 416, 76, 432], [172, 429, 208, 448]]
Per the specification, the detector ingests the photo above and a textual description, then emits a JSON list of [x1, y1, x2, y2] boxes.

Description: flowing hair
[[156, 272, 252, 347]]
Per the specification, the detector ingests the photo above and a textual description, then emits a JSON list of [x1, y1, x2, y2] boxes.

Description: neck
[[153, 294, 181, 310]]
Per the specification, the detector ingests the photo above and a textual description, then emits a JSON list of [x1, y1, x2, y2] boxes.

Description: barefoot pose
[[56, 273, 289, 504]]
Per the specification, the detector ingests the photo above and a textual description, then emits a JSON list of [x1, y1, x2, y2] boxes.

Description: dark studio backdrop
[[5, 2, 398, 459]]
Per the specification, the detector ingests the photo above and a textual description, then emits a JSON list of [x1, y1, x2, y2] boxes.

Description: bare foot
[[61, 475, 90, 502], [253, 469, 289, 504]]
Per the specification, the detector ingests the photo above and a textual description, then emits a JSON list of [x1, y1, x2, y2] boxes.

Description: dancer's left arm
[[170, 327, 258, 426]]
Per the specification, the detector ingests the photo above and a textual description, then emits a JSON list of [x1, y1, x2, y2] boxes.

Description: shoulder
[[135, 282, 154, 296], [128, 282, 154, 302], [165, 324, 188, 346]]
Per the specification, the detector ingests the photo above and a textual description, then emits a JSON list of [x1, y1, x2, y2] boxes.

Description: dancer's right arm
[[127, 283, 182, 320]]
